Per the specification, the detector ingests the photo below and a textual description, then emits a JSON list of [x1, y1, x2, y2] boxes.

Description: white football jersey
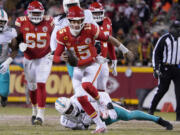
[[59, 95, 97, 130], [50, 9, 97, 51], [0, 27, 17, 63]]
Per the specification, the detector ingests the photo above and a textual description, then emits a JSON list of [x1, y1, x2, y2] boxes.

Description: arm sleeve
[[152, 36, 165, 69], [50, 26, 59, 52], [108, 43, 117, 60], [53, 31, 65, 63]]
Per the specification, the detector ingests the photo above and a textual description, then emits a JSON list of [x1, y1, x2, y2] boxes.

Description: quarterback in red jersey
[[54, 6, 133, 133], [15, 1, 54, 125], [89, 1, 118, 120]]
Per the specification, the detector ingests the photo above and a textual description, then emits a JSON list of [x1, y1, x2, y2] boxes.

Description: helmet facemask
[[92, 10, 104, 23], [0, 9, 8, 32], [0, 20, 7, 32], [64, 103, 79, 117], [28, 9, 44, 24]]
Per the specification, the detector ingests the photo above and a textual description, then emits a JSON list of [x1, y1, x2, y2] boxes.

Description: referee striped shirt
[[152, 33, 180, 69]]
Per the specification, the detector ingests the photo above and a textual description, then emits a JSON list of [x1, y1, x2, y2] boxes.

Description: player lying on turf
[[55, 92, 173, 131]]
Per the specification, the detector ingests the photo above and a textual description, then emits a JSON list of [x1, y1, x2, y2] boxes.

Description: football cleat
[[157, 117, 173, 130], [34, 117, 43, 125], [91, 127, 107, 134], [31, 115, 36, 125], [1, 96, 7, 107]]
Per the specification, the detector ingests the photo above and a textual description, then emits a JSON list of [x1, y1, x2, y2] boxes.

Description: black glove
[[153, 69, 162, 79]]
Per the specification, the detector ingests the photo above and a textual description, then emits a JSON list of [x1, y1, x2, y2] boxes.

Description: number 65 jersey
[[15, 16, 54, 60]]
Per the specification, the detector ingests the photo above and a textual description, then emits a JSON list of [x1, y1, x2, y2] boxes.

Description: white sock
[[92, 115, 106, 128], [32, 104, 37, 116], [36, 107, 45, 121]]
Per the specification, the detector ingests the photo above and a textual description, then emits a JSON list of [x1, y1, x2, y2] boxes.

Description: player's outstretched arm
[[107, 36, 134, 62]]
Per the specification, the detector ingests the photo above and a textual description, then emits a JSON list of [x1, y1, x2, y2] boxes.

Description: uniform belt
[[163, 63, 179, 67]]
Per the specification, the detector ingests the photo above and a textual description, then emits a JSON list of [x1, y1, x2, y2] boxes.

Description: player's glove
[[19, 42, 28, 52], [95, 55, 109, 64], [110, 60, 117, 76], [0, 57, 13, 74]]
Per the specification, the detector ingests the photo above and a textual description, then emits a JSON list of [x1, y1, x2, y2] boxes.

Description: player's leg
[[0, 69, 10, 107], [72, 67, 106, 133], [23, 58, 37, 125], [34, 56, 52, 125], [104, 103, 173, 130], [96, 63, 117, 119]]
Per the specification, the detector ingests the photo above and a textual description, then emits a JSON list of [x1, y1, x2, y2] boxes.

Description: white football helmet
[[63, 0, 80, 13], [0, 9, 8, 32], [55, 97, 71, 114]]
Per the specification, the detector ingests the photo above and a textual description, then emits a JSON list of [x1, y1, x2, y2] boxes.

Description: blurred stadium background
[[1, 0, 180, 116]]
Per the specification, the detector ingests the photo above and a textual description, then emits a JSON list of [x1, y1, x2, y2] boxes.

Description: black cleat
[[1, 96, 7, 107], [34, 117, 43, 125], [31, 116, 36, 125], [157, 117, 173, 130]]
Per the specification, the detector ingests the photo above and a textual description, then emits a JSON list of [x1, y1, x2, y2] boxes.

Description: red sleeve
[[108, 43, 116, 60], [53, 30, 65, 63], [91, 24, 109, 41], [15, 17, 22, 28], [107, 18, 116, 60]]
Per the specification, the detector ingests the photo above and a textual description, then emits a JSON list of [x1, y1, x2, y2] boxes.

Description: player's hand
[[95, 55, 109, 64], [0, 57, 13, 74], [60, 51, 69, 62], [47, 52, 54, 60], [110, 60, 117, 76], [19, 42, 28, 52], [108, 109, 117, 120], [124, 51, 134, 62], [153, 69, 162, 79]]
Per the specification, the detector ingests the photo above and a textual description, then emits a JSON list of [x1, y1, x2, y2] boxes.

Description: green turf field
[[0, 105, 180, 135]]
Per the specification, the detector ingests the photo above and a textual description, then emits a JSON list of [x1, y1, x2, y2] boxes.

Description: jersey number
[[70, 45, 91, 60], [26, 33, 47, 48]]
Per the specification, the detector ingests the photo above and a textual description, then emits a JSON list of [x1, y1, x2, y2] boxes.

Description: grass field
[[0, 104, 180, 135]]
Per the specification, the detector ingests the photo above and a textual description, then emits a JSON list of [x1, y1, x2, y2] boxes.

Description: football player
[[0, 9, 19, 107], [89, 2, 118, 120], [15, 1, 54, 125], [53, 6, 134, 133], [50, 0, 97, 78], [55, 95, 173, 131]]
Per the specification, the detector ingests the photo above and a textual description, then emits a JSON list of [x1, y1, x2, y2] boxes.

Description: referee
[[148, 19, 180, 121]]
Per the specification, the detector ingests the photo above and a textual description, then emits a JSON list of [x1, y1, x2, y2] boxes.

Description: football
[[66, 50, 78, 67]]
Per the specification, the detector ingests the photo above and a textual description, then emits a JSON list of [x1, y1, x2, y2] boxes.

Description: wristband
[[118, 44, 129, 54], [6, 57, 13, 65]]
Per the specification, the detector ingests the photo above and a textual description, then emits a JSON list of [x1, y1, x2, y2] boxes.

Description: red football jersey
[[98, 17, 116, 60], [54, 23, 109, 66], [15, 16, 54, 59]]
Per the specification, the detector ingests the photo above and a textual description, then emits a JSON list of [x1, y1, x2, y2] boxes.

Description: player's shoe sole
[[34, 117, 43, 126]]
